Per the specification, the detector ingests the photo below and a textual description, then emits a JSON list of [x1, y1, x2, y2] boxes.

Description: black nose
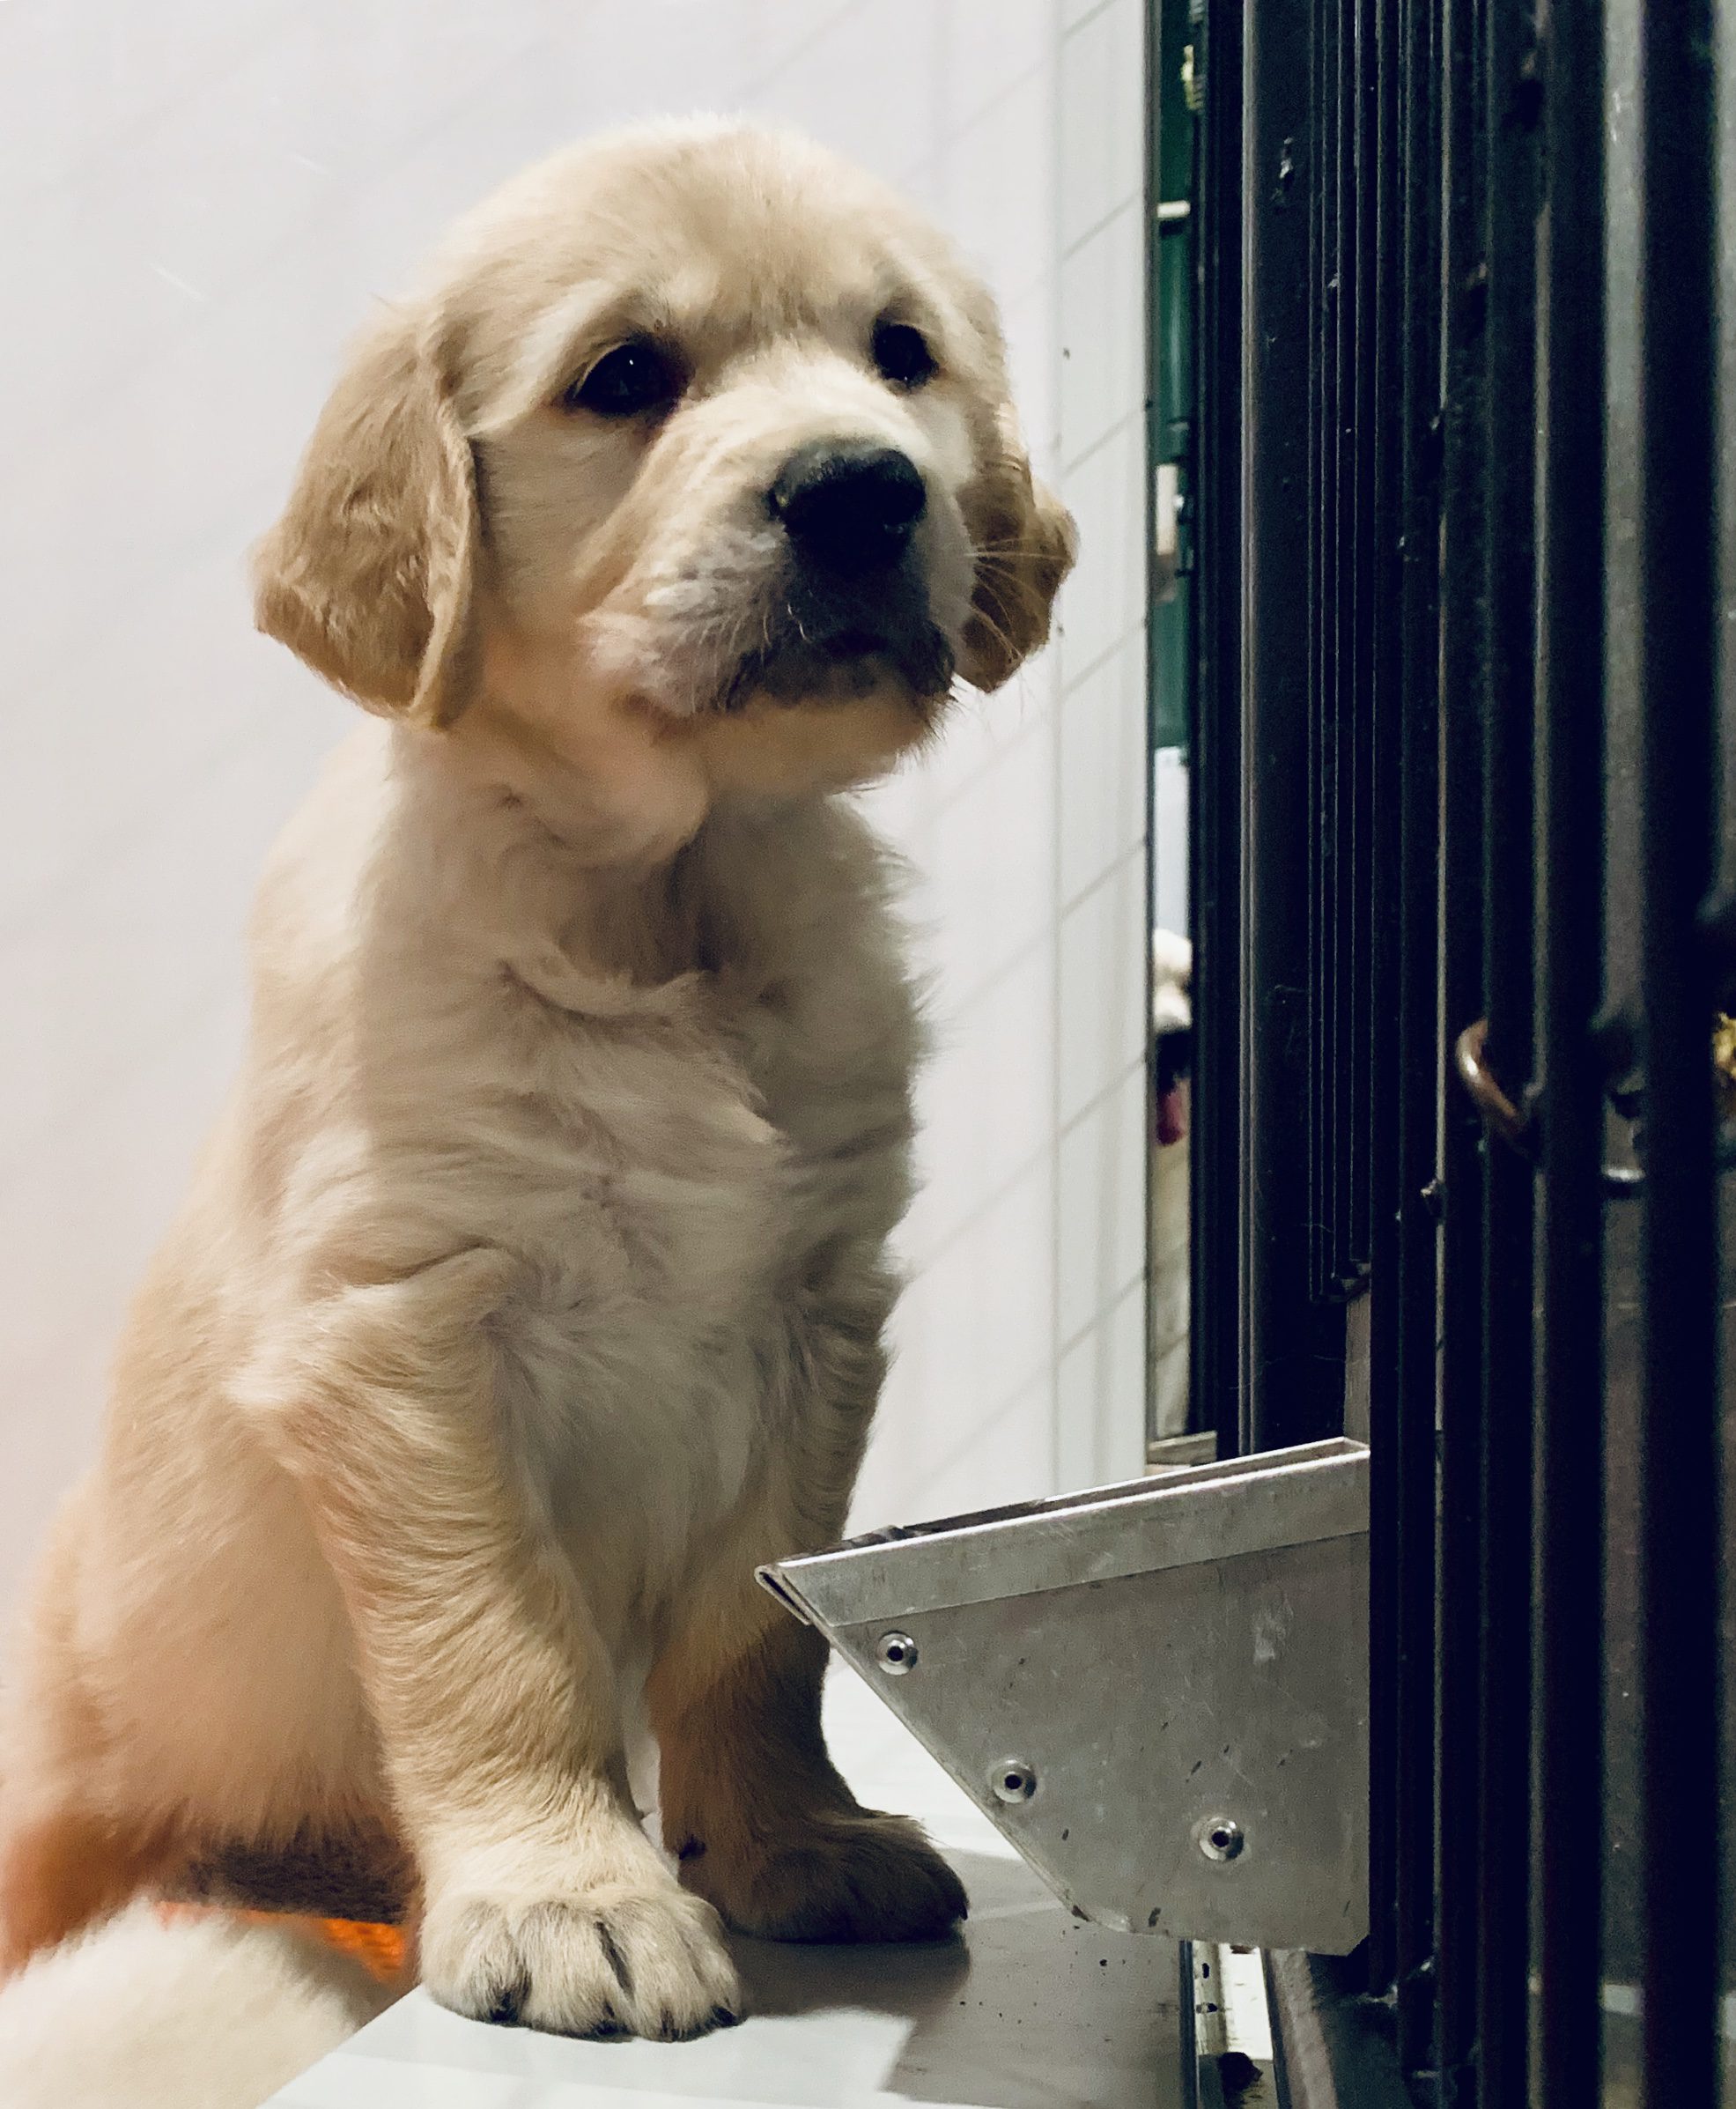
[[769, 442, 927, 575]]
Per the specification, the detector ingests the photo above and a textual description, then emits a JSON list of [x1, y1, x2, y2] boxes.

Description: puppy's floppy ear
[[253, 309, 481, 727], [958, 404, 1078, 691]]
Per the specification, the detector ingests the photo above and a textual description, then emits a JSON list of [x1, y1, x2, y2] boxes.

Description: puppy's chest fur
[[244, 743, 921, 1619], [398, 788, 920, 1585]]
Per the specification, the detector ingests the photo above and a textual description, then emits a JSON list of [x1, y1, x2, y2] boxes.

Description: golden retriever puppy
[[0, 120, 1073, 2041]]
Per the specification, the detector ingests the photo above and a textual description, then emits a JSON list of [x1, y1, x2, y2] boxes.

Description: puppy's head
[[255, 122, 1075, 838]]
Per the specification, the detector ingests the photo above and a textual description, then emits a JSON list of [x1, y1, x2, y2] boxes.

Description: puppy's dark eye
[[872, 318, 938, 390], [562, 337, 683, 418]]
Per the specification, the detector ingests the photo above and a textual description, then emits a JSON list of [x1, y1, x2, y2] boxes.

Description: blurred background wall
[[0, 0, 1149, 1624]]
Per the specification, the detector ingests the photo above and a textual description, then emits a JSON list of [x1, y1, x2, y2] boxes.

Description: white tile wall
[[1060, 630, 1149, 906], [1060, 203, 1149, 470], [1051, 0, 1151, 1491], [0, 0, 1149, 1621]]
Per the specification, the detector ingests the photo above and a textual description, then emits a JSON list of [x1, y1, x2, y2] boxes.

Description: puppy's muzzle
[[733, 440, 953, 710]]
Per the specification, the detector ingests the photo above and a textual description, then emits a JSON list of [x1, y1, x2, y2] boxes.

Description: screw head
[[1198, 1815, 1245, 1863], [875, 1631, 918, 1675], [991, 1759, 1038, 1804]]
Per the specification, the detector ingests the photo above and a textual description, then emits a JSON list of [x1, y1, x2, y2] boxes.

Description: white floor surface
[[266, 1671, 1186, 2109]]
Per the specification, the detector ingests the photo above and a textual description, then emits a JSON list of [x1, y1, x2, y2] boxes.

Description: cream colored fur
[[0, 1905, 390, 2109], [0, 117, 1072, 2060]]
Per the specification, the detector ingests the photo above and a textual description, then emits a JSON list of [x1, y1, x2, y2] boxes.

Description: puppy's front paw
[[422, 1878, 742, 2039], [681, 1811, 967, 1943]]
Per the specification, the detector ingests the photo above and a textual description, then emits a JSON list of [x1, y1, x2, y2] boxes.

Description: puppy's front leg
[[650, 1603, 967, 1943], [648, 1279, 965, 1944], [255, 1250, 739, 2038]]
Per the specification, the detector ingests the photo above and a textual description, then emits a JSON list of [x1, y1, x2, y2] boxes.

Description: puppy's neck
[[453, 624, 716, 876], [386, 722, 709, 998]]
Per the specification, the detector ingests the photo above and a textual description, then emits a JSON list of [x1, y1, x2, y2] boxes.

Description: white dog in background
[[1149, 929, 1193, 1440], [0, 118, 1072, 2097]]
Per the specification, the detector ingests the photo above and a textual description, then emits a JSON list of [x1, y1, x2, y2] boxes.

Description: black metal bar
[[1189, 0, 1245, 1462], [1307, 0, 1337, 1308], [1363, 0, 1408, 2001], [1361, 52, 1399, 2025], [1308, 0, 1351, 1313], [1433, 0, 1489, 2090], [1392, 0, 1444, 2079], [1309, 0, 1379, 1311], [1345, 0, 1377, 1295], [1632, 0, 1724, 2097], [1239, 0, 1344, 1451], [1474, 0, 1540, 2096], [1179, 1941, 1203, 2109], [1532, 7, 1607, 2105]]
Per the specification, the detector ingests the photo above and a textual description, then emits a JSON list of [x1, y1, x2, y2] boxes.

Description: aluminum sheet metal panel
[[761, 1440, 1370, 1954]]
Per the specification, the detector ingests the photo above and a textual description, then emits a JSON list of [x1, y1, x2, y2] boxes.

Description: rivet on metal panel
[[874, 1631, 918, 1675], [1198, 1816, 1246, 1863], [991, 1760, 1038, 1804]]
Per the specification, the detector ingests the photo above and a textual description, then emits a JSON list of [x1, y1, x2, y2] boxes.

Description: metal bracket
[[759, 1439, 1370, 1955]]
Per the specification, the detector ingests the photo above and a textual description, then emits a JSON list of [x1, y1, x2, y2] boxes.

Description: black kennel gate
[[1164, 0, 1732, 2101]]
